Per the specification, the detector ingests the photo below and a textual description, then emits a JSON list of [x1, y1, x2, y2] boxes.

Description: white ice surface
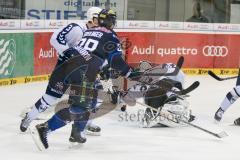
[[0, 76, 240, 160]]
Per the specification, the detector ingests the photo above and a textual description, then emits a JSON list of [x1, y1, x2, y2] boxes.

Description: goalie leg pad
[[156, 98, 191, 127], [140, 107, 162, 128], [160, 102, 191, 127]]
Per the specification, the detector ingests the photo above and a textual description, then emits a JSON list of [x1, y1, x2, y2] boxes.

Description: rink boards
[[0, 29, 239, 86]]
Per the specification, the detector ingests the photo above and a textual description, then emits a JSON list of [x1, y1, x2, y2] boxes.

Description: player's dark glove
[[99, 65, 111, 80], [108, 86, 121, 104], [127, 69, 142, 81], [99, 66, 120, 80]]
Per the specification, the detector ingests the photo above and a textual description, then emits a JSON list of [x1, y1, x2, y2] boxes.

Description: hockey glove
[[108, 86, 121, 104], [127, 69, 143, 81], [99, 65, 111, 80]]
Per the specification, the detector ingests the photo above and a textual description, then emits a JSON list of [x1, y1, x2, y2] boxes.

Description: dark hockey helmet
[[98, 9, 117, 29]]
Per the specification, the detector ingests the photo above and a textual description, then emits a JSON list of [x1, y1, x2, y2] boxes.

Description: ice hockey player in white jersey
[[20, 7, 102, 135], [50, 7, 101, 55], [214, 73, 240, 125]]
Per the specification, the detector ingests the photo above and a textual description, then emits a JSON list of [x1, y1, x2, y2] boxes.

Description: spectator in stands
[[186, 1, 209, 23]]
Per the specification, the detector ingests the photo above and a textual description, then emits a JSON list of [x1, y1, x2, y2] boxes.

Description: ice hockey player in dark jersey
[[30, 9, 139, 150], [20, 7, 103, 136]]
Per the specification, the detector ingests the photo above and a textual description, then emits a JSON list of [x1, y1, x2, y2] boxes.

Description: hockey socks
[[69, 105, 90, 131], [220, 86, 240, 112], [73, 121, 87, 132], [47, 114, 67, 131], [27, 94, 58, 121]]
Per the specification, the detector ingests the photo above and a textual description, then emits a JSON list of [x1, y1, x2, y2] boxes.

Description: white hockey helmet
[[86, 7, 102, 23]]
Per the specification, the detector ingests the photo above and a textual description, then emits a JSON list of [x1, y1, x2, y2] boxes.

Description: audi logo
[[202, 46, 228, 57]]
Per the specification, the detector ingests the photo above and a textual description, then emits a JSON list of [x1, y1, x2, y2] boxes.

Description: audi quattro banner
[[124, 32, 240, 68], [34, 32, 58, 76]]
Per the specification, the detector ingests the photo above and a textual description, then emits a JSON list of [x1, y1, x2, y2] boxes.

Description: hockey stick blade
[[216, 131, 229, 138], [136, 101, 227, 138], [142, 56, 184, 77], [208, 70, 238, 81], [176, 81, 200, 95], [181, 119, 228, 138]]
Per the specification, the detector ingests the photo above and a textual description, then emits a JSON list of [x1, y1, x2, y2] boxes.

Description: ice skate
[[234, 117, 240, 126], [30, 122, 49, 151], [69, 124, 86, 148], [214, 108, 224, 122], [20, 114, 32, 132]]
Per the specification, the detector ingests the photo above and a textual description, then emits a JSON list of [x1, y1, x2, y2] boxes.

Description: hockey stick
[[142, 56, 184, 77], [175, 81, 200, 95], [136, 78, 200, 96], [106, 56, 184, 80], [117, 81, 199, 102], [117, 81, 199, 114], [136, 101, 228, 138], [208, 70, 239, 81]]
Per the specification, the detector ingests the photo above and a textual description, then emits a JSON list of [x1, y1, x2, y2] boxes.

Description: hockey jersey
[[76, 26, 131, 76], [50, 23, 87, 56]]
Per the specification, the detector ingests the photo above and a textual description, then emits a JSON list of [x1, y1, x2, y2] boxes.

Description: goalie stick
[[118, 81, 199, 99], [208, 70, 240, 81], [117, 81, 200, 112], [136, 78, 200, 96], [106, 56, 184, 80], [175, 81, 200, 95], [141, 56, 184, 77], [136, 101, 228, 138]]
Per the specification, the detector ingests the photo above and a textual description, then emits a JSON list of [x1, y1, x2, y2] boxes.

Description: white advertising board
[[0, 19, 21, 29], [25, 0, 125, 20]]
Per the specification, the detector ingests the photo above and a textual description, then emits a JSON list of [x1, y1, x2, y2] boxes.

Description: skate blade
[[29, 127, 46, 151], [68, 142, 84, 149], [85, 130, 101, 136]]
